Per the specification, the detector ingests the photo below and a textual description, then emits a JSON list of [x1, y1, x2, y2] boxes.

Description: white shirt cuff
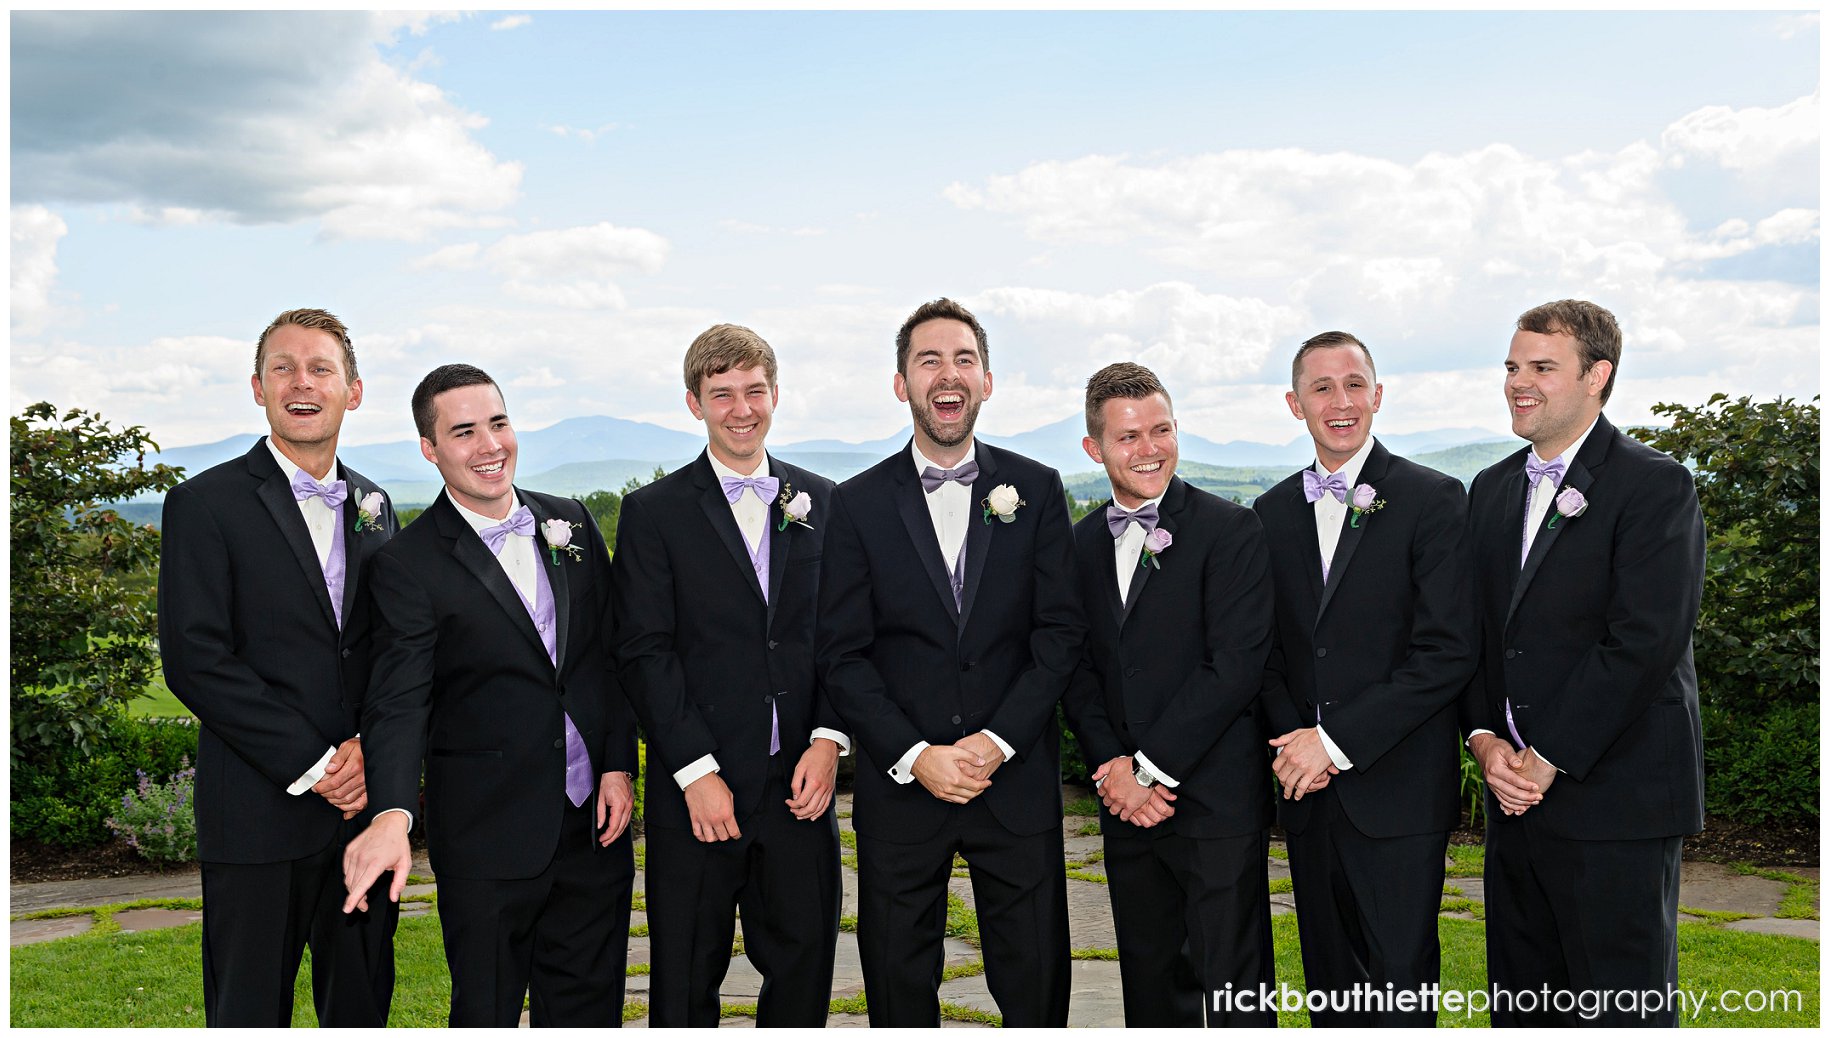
[[980, 729, 1014, 763], [1133, 749, 1180, 789], [287, 745, 338, 795], [891, 742, 930, 784], [1467, 728, 1496, 747], [374, 806, 414, 828], [810, 728, 851, 755], [1532, 747, 1561, 773], [1316, 726, 1354, 771], [674, 754, 720, 790]]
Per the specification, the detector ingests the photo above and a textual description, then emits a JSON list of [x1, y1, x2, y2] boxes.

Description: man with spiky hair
[[158, 308, 397, 1026]]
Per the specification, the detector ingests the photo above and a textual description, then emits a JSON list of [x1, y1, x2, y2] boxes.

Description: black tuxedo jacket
[[158, 438, 396, 864], [361, 488, 638, 879], [1062, 477, 1275, 840], [1459, 414, 1705, 841], [610, 451, 842, 830], [815, 440, 1086, 842], [1255, 441, 1475, 838]]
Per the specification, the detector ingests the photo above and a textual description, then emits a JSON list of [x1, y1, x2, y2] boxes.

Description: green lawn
[[11, 903, 1817, 1027], [126, 675, 192, 719]]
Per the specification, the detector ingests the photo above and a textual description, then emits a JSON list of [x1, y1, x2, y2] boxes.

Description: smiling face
[[420, 382, 517, 519], [1505, 328, 1610, 458], [1286, 343, 1381, 472], [250, 323, 362, 460], [894, 317, 992, 462], [1084, 392, 1178, 509], [687, 363, 777, 473]]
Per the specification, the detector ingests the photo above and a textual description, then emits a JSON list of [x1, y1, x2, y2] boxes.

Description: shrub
[[1701, 700, 1818, 827], [107, 760, 199, 863], [11, 716, 198, 848]]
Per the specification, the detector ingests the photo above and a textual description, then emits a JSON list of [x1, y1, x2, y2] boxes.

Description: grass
[[126, 675, 193, 719], [1063, 795, 1100, 817], [1267, 842, 1289, 861], [1445, 843, 1484, 877], [1073, 820, 1102, 837], [1680, 905, 1758, 925], [1729, 863, 1820, 921]]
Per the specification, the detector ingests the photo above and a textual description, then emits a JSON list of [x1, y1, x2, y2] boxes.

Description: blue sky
[[10, 10, 1819, 453]]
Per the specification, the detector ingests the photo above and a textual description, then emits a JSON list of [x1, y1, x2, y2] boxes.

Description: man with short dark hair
[[1255, 331, 1475, 1026], [612, 324, 847, 1026], [341, 364, 637, 1027], [816, 298, 1085, 1026], [1462, 300, 1704, 1026], [1063, 361, 1278, 1026], [158, 308, 397, 1026]]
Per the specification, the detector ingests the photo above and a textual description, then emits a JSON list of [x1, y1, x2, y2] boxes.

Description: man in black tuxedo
[[1060, 362, 1277, 1026], [816, 298, 1086, 1026], [158, 308, 397, 1026], [341, 364, 638, 1027], [611, 323, 847, 1026], [1461, 300, 1704, 1026], [1254, 332, 1476, 1026]]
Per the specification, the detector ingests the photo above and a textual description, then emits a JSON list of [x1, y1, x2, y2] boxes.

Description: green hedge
[[1702, 699, 1818, 827], [12, 715, 199, 848]]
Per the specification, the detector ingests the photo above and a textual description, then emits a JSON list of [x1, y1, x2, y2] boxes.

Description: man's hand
[[1518, 747, 1557, 799], [1092, 757, 1177, 827], [952, 731, 1006, 783], [314, 737, 367, 819], [1469, 732, 1541, 815], [1268, 728, 1340, 801], [342, 812, 412, 914], [911, 745, 993, 804], [785, 739, 840, 821], [597, 771, 635, 846], [684, 772, 741, 843]]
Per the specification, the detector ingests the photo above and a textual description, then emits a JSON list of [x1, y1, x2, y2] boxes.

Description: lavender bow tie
[[1302, 468, 1349, 504], [920, 459, 979, 494], [290, 469, 348, 509], [481, 505, 535, 555], [720, 474, 780, 504], [1106, 502, 1159, 539], [1525, 455, 1567, 488]]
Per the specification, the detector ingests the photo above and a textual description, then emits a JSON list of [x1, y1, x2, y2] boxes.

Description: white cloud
[[11, 205, 68, 335], [413, 222, 670, 309], [12, 12, 520, 240], [1661, 90, 1819, 174], [719, 219, 826, 237], [490, 15, 531, 31], [545, 123, 620, 142]]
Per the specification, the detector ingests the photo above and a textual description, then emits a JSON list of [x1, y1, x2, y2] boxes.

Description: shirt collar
[[1530, 415, 1601, 471], [911, 438, 977, 477], [1109, 489, 1166, 515], [265, 437, 338, 484], [1313, 434, 1378, 489], [707, 450, 771, 483], [446, 487, 525, 533]]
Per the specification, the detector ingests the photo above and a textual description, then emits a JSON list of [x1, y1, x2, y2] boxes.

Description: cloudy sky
[[10, 9, 1819, 453]]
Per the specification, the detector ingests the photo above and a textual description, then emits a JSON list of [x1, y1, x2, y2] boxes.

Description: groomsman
[[816, 298, 1086, 1026], [611, 324, 847, 1026], [1462, 300, 1704, 1026], [1061, 362, 1277, 1026], [342, 364, 638, 1027], [1255, 332, 1476, 1025], [158, 308, 397, 1025]]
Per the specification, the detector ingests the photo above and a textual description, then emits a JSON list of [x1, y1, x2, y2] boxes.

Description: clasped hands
[[912, 732, 1006, 804], [1267, 726, 1338, 801], [1091, 756, 1177, 827], [1468, 732, 1556, 816]]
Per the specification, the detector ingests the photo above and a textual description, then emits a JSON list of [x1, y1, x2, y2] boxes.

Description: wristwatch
[[1132, 759, 1158, 789]]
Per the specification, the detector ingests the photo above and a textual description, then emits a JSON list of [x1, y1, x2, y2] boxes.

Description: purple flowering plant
[[106, 758, 198, 865]]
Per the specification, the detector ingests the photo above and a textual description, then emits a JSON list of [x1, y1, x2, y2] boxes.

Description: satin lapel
[[765, 462, 792, 634], [1315, 444, 1387, 626], [697, 464, 767, 607], [251, 450, 339, 631], [1094, 499, 1125, 628], [894, 465, 961, 623], [1290, 477, 1327, 603], [524, 493, 572, 670], [956, 444, 998, 631], [1506, 439, 1602, 630], [439, 498, 551, 663], [337, 466, 375, 627], [1120, 477, 1182, 628]]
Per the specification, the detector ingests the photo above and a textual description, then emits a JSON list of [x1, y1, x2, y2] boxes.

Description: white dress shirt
[[1467, 417, 1597, 769], [889, 441, 1015, 784], [673, 454, 851, 792], [1305, 436, 1378, 772], [1102, 492, 1182, 789], [268, 439, 350, 796]]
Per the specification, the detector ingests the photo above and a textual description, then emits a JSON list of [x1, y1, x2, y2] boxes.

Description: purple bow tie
[[290, 468, 348, 509], [1525, 455, 1566, 488], [720, 474, 780, 504], [1302, 468, 1349, 504], [481, 505, 535, 555], [920, 459, 979, 494], [1106, 502, 1159, 539]]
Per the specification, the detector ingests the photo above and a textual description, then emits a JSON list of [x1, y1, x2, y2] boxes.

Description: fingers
[[1267, 730, 1297, 747]]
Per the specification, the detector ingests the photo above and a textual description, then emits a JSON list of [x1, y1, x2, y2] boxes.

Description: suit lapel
[[523, 492, 572, 670], [894, 455, 962, 623], [249, 442, 339, 631], [1091, 499, 1126, 628], [956, 443, 998, 630], [1506, 419, 1611, 629], [694, 454, 768, 608], [1119, 477, 1184, 628], [437, 496, 551, 664], [1315, 442, 1388, 625], [336, 464, 376, 629], [764, 462, 792, 635]]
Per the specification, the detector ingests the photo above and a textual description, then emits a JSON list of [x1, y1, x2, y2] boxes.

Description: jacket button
[[340, 648, 351, 659], [768, 640, 778, 650], [1315, 647, 1327, 658], [960, 660, 974, 672], [951, 715, 962, 725], [1124, 667, 1139, 678], [553, 738, 564, 749], [1505, 649, 1517, 660]]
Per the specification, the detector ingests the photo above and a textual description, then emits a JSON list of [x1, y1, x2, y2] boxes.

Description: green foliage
[[1701, 699, 1818, 825], [396, 506, 425, 526], [581, 466, 664, 553], [12, 717, 199, 848], [11, 403, 185, 763], [1458, 743, 1486, 829], [105, 761, 198, 864], [1057, 704, 1090, 784]]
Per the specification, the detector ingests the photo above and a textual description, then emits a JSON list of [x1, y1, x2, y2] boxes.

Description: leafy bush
[[1459, 743, 1486, 829], [11, 716, 198, 848], [107, 760, 199, 863], [1701, 700, 1818, 827]]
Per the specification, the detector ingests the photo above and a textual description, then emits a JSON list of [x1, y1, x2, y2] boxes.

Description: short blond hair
[[683, 324, 779, 396], [255, 308, 358, 382]]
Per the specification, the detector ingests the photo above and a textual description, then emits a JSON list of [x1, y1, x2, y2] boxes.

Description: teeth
[[729, 424, 756, 435], [1132, 462, 1162, 473], [474, 461, 504, 474], [286, 403, 320, 413], [1326, 420, 1354, 428], [935, 394, 963, 405], [1515, 398, 1539, 408]]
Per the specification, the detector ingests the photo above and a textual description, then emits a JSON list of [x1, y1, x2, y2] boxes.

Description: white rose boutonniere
[[542, 518, 584, 565], [776, 485, 814, 531], [353, 490, 386, 534], [982, 484, 1025, 524]]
